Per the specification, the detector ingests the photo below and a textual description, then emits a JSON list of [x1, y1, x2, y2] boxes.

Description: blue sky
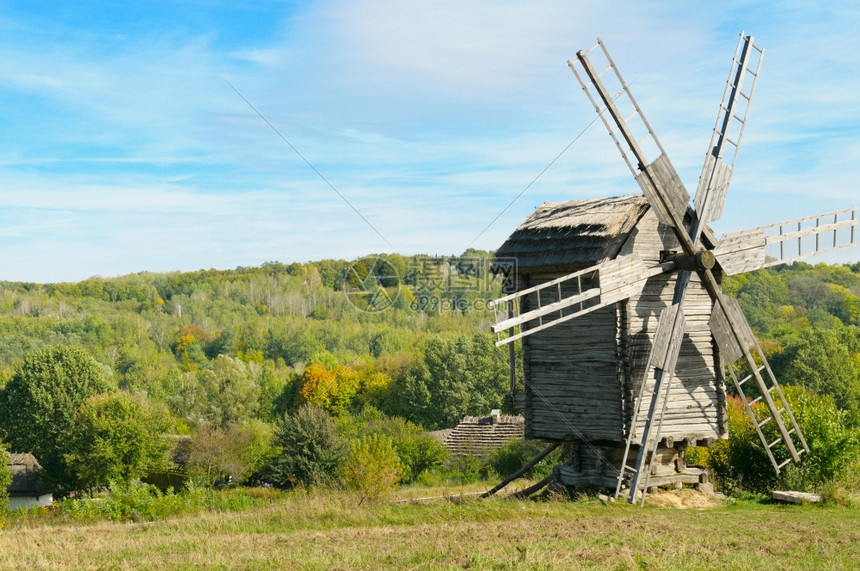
[[0, 1, 858, 283]]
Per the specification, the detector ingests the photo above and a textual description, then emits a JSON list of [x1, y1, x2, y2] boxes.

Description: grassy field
[[2, 486, 858, 570]]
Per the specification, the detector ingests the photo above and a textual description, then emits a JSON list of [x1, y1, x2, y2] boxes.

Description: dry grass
[[1, 487, 858, 569]]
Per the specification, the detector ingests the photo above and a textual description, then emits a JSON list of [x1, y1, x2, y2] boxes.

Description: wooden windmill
[[489, 33, 857, 503]]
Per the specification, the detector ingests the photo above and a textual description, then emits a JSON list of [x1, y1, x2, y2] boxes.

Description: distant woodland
[[1, 253, 859, 498], [0, 251, 511, 430]]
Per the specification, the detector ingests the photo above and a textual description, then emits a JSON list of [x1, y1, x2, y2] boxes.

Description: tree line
[[0, 255, 859, 499]]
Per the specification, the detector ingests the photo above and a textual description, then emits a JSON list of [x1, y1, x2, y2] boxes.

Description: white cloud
[[0, 1, 858, 282]]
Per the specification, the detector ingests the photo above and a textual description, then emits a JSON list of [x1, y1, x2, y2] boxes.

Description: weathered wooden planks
[[505, 198, 728, 458]]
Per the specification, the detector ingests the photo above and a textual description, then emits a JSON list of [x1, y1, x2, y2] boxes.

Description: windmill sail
[[694, 34, 764, 228], [715, 208, 857, 275], [490, 256, 670, 346], [710, 294, 807, 467]]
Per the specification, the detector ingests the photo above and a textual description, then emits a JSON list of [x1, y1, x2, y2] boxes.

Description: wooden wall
[[520, 274, 624, 442], [519, 209, 728, 444], [621, 210, 727, 442]]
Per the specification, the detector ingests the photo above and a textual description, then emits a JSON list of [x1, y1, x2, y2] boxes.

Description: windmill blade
[[715, 207, 857, 275], [636, 155, 690, 232], [620, 269, 695, 504], [693, 33, 764, 232], [708, 293, 808, 468], [489, 256, 673, 346], [569, 40, 693, 249], [647, 302, 686, 374], [709, 294, 757, 363]]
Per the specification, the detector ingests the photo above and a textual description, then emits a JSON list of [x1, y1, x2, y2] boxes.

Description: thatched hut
[[7, 453, 53, 510]]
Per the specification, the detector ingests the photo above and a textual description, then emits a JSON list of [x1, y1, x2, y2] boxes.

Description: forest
[[0, 252, 859, 505]]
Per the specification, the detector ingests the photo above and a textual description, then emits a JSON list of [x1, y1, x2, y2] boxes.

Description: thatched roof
[[494, 194, 649, 273], [442, 414, 525, 457], [7, 453, 49, 497]]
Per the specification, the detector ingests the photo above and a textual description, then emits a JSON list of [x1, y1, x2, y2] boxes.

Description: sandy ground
[[644, 488, 725, 509]]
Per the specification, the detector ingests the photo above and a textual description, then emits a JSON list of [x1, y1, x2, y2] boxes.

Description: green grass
[[1, 486, 858, 569]]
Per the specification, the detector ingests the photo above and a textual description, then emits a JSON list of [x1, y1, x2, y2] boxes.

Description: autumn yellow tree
[[297, 364, 360, 415]]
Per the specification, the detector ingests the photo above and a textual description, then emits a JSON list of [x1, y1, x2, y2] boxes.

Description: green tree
[[267, 406, 347, 488], [0, 345, 114, 495], [180, 355, 261, 427], [727, 269, 788, 333], [264, 325, 325, 366], [389, 333, 507, 429], [771, 327, 860, 422], [255, 361, 292, 422], [185, 420, 275, 487], [65, 392, 172, 492]]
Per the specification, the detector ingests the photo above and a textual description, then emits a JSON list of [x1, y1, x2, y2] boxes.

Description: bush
[[441, 454, 493, 484], [487, 439, 559, 480], [708, 395, 783, 494], [57, 481, 272, 522], [339, 408, 447, 483], [342, 434, 402, 503], [770, 386, 860, 491], [0, 442, 10, 510], [267, 406, 347, 488], [709, 387, 860, 495]]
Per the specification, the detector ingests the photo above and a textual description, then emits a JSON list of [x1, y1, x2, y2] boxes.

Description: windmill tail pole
[[482, 442, 561, 498]]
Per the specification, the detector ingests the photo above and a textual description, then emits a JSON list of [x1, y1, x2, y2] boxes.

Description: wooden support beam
[[481, 442, 561, 498]]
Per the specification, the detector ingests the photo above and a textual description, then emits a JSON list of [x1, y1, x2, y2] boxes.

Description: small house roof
[[493, 194, 650, 273], [7, 452, 49, 497], [442, 414, 525, 457]]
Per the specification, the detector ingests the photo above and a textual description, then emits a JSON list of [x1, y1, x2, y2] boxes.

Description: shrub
[[57, 481, 272, 522], [0, 442, 10, 510], [770, 386, 860, 491], [342, 434, 402, 504], [339, 408, 447, 483], [442, 454, 492, 484], [267, 406, 347, 488], [709, 387, 860, 494], [487, 439, 559, 480]]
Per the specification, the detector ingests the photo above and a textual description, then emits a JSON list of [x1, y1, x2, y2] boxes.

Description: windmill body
[[490, 33, 857, 501], [495, 195, 726, 488]]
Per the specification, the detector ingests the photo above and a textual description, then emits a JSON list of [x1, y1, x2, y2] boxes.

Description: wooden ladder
[[723, 342, 809, 472], [614, 364, 676, 504], [614, 300, 686, 504]]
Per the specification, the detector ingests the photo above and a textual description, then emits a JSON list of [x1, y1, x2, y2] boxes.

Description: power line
[[224, 78, 393, 249]]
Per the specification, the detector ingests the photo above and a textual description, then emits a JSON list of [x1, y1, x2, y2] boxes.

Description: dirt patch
[[644, 488, 724, 509]]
